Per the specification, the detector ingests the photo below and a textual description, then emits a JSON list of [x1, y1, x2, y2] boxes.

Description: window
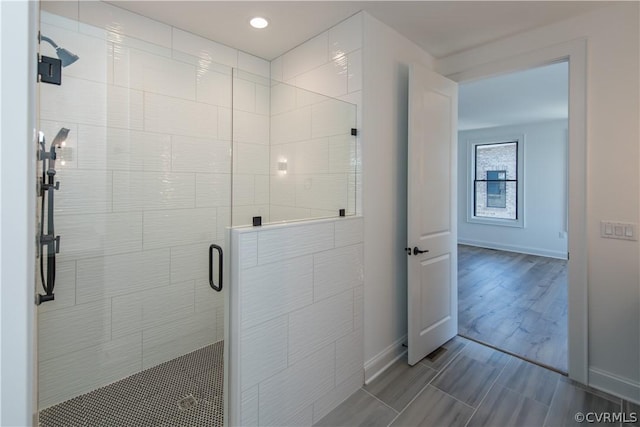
[[468, 137, 524, 227], [486, 170, 507, 208]]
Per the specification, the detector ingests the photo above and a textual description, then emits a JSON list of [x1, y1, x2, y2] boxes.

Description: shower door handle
[[209, 244, 223, 292]]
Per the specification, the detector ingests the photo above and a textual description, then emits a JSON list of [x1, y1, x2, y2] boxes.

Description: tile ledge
[[229, 215, 363, 234]]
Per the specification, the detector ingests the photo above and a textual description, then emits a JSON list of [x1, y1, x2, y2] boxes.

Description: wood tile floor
[[457, 245, 568, 372], [316, 336, 639, 427]]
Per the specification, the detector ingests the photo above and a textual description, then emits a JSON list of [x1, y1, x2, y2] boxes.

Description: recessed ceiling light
[[249, 17, 269, 29]]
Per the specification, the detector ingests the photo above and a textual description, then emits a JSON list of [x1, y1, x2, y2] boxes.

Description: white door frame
[[445, 38, 588, 384]]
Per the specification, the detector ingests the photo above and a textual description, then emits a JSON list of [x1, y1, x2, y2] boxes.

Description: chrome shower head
[[40, 35, 79, 67]]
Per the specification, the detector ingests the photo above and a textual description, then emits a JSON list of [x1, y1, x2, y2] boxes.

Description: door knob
[[413, 247, 429, 255]]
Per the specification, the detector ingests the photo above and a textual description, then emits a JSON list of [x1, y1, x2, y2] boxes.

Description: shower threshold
[[39, 341, 223, 427]]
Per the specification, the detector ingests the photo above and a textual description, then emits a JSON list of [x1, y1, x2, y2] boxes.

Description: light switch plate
[[600, 221, 637, 241]]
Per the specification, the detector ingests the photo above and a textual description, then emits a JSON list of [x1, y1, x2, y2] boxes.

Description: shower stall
[[36, 4, 358, 426]]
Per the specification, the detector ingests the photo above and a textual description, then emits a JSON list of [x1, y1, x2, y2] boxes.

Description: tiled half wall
[[230, 217, 365, 426]]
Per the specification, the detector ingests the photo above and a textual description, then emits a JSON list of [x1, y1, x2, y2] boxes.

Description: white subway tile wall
[[37, 261, 77, 314], [171, 27, 238, 69], [328, 13, 363, 59], [313, 244, 364, 301], [38, 333, 144, 409], [288, 290, 354, 364], [141, 310, 217, 369], [269, 12, 363, 221], [268, 86, 356, 222], [231, 69, 272, 226], [230, 12, 361, 226], [240, 315, 289, 391], [38, 2, 270, 408], [240, 386, 260, 427], [311, 371, 365, 423], [282, 33, 330, 82], [239, 255, 314, 330], [231, 217, 364, 426], [258, 343, 335, 427], [38, 300, 112, 363], [79, 1, 172, 48]]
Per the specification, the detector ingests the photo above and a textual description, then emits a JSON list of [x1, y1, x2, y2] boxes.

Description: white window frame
[[466, 134, 525, 228]]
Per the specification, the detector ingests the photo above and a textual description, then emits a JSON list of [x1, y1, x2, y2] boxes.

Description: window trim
[[466, 134, 525, 228]]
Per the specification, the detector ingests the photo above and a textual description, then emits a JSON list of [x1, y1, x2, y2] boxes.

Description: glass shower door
[[36, 7, 230, 426]]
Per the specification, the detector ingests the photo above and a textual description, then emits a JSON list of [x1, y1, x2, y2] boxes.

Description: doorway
[[456, 62, 569, 372]]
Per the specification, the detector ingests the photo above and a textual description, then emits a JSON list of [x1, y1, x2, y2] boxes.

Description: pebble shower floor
[[39, 341, 224, 427]]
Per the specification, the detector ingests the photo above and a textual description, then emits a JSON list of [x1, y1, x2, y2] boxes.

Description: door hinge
[[567, 252, 570, 260], [351, 128, 358, 136], [38, 54, 62, 85]]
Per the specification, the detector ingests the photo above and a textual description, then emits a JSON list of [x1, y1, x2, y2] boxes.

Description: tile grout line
[[462, 358, 510, 427], [383, 339, 471, 426], [359, 388, 399, 415], [541, 377, 561, 427], [382, 369, 450, 426], [420, 340, 468, 384], [421, 342, 483, 412], [435, 387, 476, 411]]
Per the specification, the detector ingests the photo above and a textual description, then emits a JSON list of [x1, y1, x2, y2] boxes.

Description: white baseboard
[[589, 367, 640, 405], [364, 335, 407, 385], [458, 238, 567, 259]]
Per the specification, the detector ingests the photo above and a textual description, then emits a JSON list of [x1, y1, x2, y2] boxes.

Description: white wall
[[38, 2, 269, 408], [438, 3, 639, 402], [458, 120, 568, 259], [230, 217, 364, 426], [0, 1, 37, 425], [361, 13, 435, 380]]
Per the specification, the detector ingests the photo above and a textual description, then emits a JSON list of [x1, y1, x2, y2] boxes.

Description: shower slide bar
[[36, 128, 69, 305]]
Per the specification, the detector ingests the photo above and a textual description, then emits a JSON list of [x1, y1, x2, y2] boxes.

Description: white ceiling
[[458, 61, 568, 131], [107, 1, 611, 60], [105, 2, 579, 130]]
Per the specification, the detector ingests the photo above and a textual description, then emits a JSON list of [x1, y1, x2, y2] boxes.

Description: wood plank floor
[[457, 244, 568, 372], [316, 336, 637, 427]]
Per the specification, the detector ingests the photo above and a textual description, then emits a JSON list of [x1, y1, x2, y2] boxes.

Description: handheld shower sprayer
[[39, 127, 69, 177], [37, 127, 70, 305]]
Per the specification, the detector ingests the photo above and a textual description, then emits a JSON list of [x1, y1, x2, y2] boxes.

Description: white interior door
[[407, 64, 458, 365]]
